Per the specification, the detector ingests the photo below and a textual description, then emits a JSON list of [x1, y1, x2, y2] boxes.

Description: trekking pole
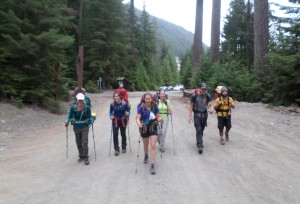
[[135, 129, 141, 174], [66, 126, 68, 159], [170, 114, 175, 156], [91, 124, 97, 161], [109, 123, 113, 157], [159, 121, 163, 159], [127, 117, 132, 152]]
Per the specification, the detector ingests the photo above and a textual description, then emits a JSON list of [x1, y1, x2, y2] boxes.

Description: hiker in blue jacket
[[109, 92, 130, 156], [136, 92, 162, 175]]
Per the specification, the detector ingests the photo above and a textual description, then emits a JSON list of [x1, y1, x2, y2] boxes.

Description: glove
[[65, 121, 69, 127]]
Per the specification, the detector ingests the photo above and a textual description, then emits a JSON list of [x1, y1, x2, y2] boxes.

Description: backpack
[[191, 93, 210, 112], [115, 88, 129, 104], [213, 86, 223, 99]]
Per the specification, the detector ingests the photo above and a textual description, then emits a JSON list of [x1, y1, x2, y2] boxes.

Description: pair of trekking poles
[[135, 114, 175, 174], [65, 123, 97, 161], [109, 117, 132, 157]]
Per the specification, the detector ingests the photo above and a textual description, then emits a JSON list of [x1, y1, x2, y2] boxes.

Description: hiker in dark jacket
[[109, 92, 130, 156], [189, 83, 214, 154], [65, 93, 94, 165], [136, 92, 162, 175]]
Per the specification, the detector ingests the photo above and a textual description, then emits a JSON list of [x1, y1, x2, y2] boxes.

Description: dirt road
[[1, 91, 299, 204]]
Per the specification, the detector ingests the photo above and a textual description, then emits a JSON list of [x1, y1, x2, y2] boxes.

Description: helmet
[[221, 86, 228, 93]]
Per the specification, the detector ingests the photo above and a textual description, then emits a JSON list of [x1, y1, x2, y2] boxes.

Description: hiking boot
[[122, 148, 126, 153], [150, 166, 156, 175], [143, 154, 149, 164], [84, 159, 90, 165], [225, 132, 229, 141], [78, 158, 84, 163], [115, 150, 120, 156], [220, 138, 225, 145], [198, 147, 203, 154], [160, 145, 165, 153]]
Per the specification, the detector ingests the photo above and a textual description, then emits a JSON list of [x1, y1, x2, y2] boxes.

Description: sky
[[123, 0, 296, 46]]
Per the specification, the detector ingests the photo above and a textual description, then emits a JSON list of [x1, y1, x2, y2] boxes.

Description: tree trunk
[[192, 0, 203, 74], [254, 0, 270, 76], [78, 0, 83, 44], [210, 0, 221, 63]]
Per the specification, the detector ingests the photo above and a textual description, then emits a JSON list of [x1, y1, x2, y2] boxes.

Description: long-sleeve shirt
[[67, 105, 93, 129], [109, 101, 130, 119]]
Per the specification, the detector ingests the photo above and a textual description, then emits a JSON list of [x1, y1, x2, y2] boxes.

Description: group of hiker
[[65, 82, 234, 175]]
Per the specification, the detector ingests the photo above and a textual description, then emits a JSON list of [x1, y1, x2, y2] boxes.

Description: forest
[[0, 0, 299, 111]]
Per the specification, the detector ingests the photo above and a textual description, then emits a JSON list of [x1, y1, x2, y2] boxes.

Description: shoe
[[122, 149, 126, 153], [225, 132, 229, 141], [78, 158, 84, 163], [84, 159, 90, 165], [160, 145, 165, 153], [143, 154, 149, 164], [150, 166, 156, 175], [198, 147, 203, 154], [115, 150, 120, 156], [220, 138, 225, 145]]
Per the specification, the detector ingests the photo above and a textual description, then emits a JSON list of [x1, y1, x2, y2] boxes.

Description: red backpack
[[115, 88, 129, 104]]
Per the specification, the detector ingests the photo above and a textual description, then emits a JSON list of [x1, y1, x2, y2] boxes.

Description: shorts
[[140, 121, 158, 138], [217, 115, 232, 131]]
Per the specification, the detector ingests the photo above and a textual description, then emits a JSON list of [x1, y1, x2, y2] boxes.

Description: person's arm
[[213, 98, 220, 109], [125, 103, 130, 116], [87, 107, 94, 123], [155, 105, 162, 121], [189, 101, 194, 123], [136, 106, 143, 128], [208, 101, 214, 113], [167, 100, 172, 114], [109, 103, 114, 119], [229, 97, 235, 109], [65, 106, 74, 126]]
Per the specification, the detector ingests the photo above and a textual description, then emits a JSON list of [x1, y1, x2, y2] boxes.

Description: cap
[[199, 82, 208, 89], [76, 93, 85, 101]]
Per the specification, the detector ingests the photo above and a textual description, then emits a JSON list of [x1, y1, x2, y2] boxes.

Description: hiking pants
[[194, 112, 208, 147], [112, 120, 127, 150], [74, 126, 89, 159], [157, 118, 169, 146]]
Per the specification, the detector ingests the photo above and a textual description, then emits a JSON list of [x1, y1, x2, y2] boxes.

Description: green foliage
[[0, 0, 75, 106], [134, 62, 150, 91], [11, 97, 24, 109], [85, 80, 99, 93], [43, 97, 63, 114]]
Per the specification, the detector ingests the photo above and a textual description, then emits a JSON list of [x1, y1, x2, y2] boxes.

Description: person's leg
[[149, 135, 157, 174], [120, 122, 127, 152], [142, 137, 149, 163], [194, 115, 203, 148], [160, 118, 169, 150], [112, 123, 120, 154], [74, 128, 83, 160], [218, 117, 225, 145], [81, 127, 89, 164], [225, 115, 232, 141], [149, 135, 157, 164]]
